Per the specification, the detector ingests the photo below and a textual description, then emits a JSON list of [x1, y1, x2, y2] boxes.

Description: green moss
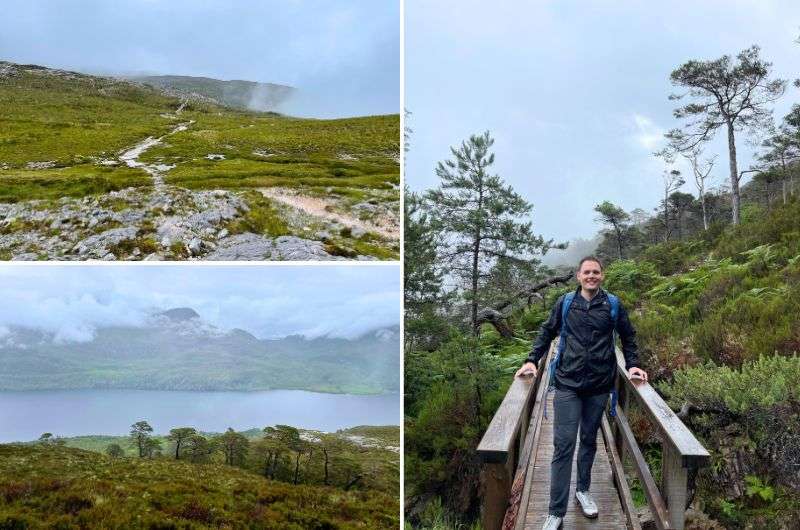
[[0, 165, 151, 202], [227, 192, 290, 237]]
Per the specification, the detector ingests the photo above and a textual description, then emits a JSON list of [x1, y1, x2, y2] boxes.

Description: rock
[[11, 252, 38, 261], [205, 233, 275, 261], [217, 228, 229, 239], [101, 252, 116, 261], [205, 153, 226, 160], [314, 231, 332, 241], [187, 238, 203, 256], [25, 160, 56, 170], [273, 236, 343, 261], [143, 253, 165, 261], [351, 226, 366, 238], [71, 226, 137, 257], [156, 218, 191, 247]]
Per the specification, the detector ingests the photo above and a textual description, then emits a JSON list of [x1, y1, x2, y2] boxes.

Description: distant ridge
[[131, 74, 295, 111], [159, 307, 200, 321]]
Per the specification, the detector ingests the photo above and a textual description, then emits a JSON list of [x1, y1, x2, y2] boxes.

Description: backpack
[[544, 291, 620, 418]]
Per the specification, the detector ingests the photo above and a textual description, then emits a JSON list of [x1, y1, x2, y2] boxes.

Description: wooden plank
[[615, 348, 709, 468], [613, 405, 671, 530], [601, 414, 642, 530], [522, 389, 627, 529], [478, 368, 539, 464]]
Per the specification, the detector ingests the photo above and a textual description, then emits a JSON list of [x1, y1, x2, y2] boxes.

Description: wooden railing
[[476, 342, 710, 530], [610, 347, 710, 530], [476, 349, 549, 530]]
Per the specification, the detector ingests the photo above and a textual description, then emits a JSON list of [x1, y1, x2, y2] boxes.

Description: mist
[[0, 265, 401, 343], [0, 0, 399, 119]]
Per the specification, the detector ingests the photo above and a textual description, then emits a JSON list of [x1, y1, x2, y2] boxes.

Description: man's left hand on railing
[[515, 361, 538, 378], [628, 367, 648, 382]]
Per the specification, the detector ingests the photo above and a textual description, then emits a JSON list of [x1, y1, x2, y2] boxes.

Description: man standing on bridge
[[515, 256, 647, 530]]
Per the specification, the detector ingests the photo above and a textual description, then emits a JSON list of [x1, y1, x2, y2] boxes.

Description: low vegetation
[[0, 438, 398, 529]]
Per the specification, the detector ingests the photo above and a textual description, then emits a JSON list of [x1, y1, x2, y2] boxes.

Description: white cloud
[[0, 266, 400, 342], [632, 114, 665, 151]]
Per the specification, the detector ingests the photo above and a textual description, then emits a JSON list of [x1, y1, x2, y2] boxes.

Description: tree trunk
[[727, 122, 740, 225], [614, 223, 623, 259], [664, 188, 669, 242], [264, 453, 272, 478], [294, 452, 301, 484], [175, 440, 181, 460], [344, 475, 363, 491], [471, 186, 484, 332], [471, 235, 480, 332], [475, 309, 513, 338], [700, 190, 708, 231], [323, 449, 330, 486]]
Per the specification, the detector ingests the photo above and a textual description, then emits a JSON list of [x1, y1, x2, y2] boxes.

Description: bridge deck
[[521, 389, 627, 529]]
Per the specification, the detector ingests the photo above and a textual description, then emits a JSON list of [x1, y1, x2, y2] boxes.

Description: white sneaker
[[541, 514, 563, 529], [575, 490, 599, 518]]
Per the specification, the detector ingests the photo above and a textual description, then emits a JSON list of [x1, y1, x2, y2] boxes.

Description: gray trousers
[[548, 388, 608, 517]]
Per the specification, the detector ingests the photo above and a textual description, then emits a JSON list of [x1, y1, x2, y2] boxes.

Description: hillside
[[0, 61, 399, 261], [0, 308, 400, 394], [131, 75, 295, 112], [405, 189, 800, 527], [0, 443, 399, 529]]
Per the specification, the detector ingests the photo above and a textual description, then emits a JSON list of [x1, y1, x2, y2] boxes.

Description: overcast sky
[[0, 0, 399, 118], [406, 0, 800, 244], [0, 265, 400, 342]]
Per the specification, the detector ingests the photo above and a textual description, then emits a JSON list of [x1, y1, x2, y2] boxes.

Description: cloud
[[631, 114, 665, 151], [0, 265, 400, 342]]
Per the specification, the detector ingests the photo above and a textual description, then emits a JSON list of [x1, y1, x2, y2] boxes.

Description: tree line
[[37, 421, 393, 494]]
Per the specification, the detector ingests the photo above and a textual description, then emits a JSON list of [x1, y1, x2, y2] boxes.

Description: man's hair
[[578, 255, 604, 271]]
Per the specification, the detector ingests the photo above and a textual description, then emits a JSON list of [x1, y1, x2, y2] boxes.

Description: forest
[[0, 423, 399, 528], [405, 42, 800, 529]]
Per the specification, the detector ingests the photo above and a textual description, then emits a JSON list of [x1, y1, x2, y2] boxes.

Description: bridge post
[[481, 455, 515, 530], [661, 444, 689, 530], [613, 370, 630, 461]]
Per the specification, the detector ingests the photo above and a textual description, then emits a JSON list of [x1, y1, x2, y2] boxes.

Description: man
[[515, 256, 647, 530]]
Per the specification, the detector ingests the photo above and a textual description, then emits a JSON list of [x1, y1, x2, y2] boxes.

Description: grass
[[0, 165, 151, 202], [0, 63, 399, 229], [226, 191, 291, 237], [0, 66, 179, 167], [0, 62, 399, 261], [0, 443, 399, 529]]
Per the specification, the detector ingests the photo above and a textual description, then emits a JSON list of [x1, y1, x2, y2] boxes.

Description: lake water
[[0, 389, 400, 442]]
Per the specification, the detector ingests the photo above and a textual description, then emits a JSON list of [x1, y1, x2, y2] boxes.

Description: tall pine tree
[[425, 131, 550, 331]]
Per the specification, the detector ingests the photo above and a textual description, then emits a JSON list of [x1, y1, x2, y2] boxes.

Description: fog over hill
[[129, 75, 296, 113], [0, 307, 399, 394]]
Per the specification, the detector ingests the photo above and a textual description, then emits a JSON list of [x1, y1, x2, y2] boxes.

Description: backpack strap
[[606, 292, 620, 417], [550, 292, 576, 384]]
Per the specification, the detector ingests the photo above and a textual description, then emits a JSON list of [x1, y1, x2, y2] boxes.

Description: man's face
[[577, 260, 604, 292]]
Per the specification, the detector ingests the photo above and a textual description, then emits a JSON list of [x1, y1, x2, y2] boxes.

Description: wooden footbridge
[[478, 343, 710, 530]]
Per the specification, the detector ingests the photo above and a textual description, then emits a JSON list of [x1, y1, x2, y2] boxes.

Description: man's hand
[[515, 361, 538, 378], [628, 367, 648, 382]]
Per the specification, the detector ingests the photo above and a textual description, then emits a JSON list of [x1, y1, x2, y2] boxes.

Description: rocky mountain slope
[[0, 61, 399, 261]]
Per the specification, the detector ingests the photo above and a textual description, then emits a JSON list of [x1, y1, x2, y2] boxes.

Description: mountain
[[0, 309, 400, 394], [130, 74, 295, 112]]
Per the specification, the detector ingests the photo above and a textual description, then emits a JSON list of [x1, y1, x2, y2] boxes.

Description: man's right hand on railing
[[515, 361, 538, 378]]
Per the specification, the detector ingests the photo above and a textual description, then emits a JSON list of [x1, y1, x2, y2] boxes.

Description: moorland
[[0, 61, 400, 261]]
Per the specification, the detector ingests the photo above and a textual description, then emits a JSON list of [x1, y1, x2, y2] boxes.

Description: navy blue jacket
[[525, 288, 640, 394]]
